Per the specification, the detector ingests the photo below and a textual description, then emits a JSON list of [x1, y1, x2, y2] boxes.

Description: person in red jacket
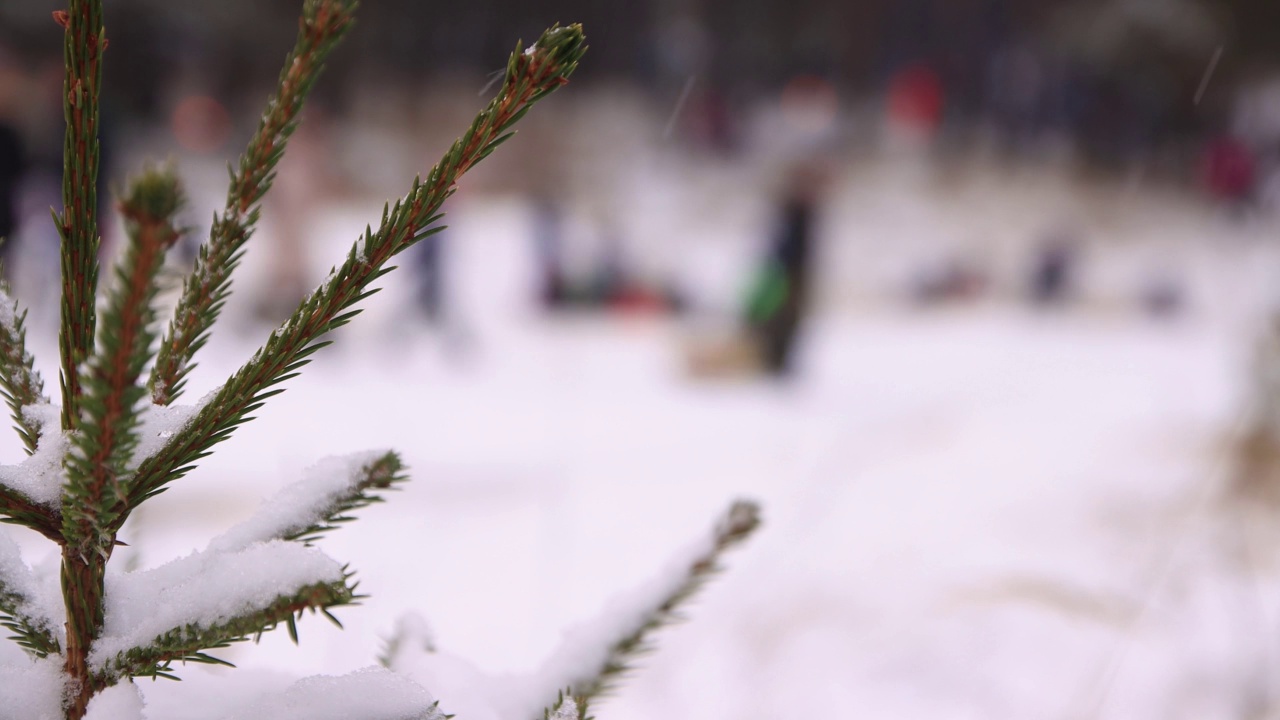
[[1202, 135, 1256, 211]]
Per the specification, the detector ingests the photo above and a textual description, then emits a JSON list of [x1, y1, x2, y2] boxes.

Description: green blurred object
[[746, 262, 790, 324]]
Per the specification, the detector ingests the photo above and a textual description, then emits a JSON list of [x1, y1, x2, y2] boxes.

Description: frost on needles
[[0, 2, 760, 719]]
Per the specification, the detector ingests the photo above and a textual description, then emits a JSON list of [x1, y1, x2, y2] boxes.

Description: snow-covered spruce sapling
[[0, 2, 761, 719]]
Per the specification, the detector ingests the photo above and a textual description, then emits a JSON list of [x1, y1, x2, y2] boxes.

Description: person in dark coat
[[0, 120, 24, 279], [744, 163, 826, 375], [1028, 227, 1077, 306]]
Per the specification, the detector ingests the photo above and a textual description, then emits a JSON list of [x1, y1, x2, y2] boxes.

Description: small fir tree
[[0, 2, 760, 719]]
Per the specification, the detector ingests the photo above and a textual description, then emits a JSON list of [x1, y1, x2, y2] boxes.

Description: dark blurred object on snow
[[1028, 227, 1078, 305], [909, 255, 990, 305]]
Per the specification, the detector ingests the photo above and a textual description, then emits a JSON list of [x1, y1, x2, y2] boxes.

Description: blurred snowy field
[[7, 157, 1280, 718]]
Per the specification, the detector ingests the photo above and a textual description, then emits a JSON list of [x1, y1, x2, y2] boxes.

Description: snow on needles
[[0, 656, 64, 720], [209, 450, 393, 553], [528, 522, 723, 706], [387, 522, 725, 720], [0, 287, 19, 339], [223, 666, 443, 720], [0, 404, 65, 507], [547, 700, 580, 720], [130, 400, 203, 469], [91, 541, 345, 669], [0, 394, 202, 508], [0, 532, 61, 634], [83, 682, 145, 720]]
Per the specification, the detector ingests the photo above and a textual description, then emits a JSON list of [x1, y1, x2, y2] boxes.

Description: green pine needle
[[542, 689, 591, 720], [0, 284, 49, 455], [99, 578, 356, 683], [0, 577, 60, 658], [284, 451, 408, 546], [568, 500, 760, 705], [0, 486, 62, 543], [149, 0, 358, 407]]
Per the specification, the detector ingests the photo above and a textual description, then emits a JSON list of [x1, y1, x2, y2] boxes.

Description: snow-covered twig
[[210, 450, 406, 552], [92, 541, 354, 680], [0, 286, 49, 455], [0, 533, 60, 657], [385, 501, 762, 720], [542, 688, 589, 720], [541, 500, 761, 707], [222, 667, 446, 720], [0, 404, 64, 541]]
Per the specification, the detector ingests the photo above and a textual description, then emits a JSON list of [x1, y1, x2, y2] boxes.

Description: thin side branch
[[0, 535, 60, 657], [210, 450, 407, 552], [149, 0, 357, 406], [542, 689, 590, 720], [0, 486, 62, 542], [55, 0, 106, 432], [117, 25, 586, 527], [0, 607, 60, 659], [284, 451, 405, 544], [0, 286, 49, 454], [96, 578, 355, 683], [565, 500, 760, 705]]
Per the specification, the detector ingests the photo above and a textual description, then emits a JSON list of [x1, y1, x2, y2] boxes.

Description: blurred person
[[532, 202, 681, 316], [0, 122, 22, 275], [531, 192, 568, 309], [885, 62, 944, 146], [412, 221, 447, 324], [909, 254, 990, 306], [254, 108, 338, 324], [0, 46, 27, 280], [648, 10, 710, 99], [1138, 268, 1184, 319], [7, 58, 66, 316], [985, 39, 1046, 150], [685, 84, 738, 157], [747, 162, 826, 374], [1028, 226, 1078, 306], [595, 227, 685, 316], [687, 161, 827, 378], [1201, 133, 1256, 216]]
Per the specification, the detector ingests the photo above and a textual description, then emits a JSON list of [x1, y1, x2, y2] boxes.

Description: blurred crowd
[[1, 0, 1279, 378]]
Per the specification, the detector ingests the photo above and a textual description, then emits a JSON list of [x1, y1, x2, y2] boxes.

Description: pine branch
[[0, 537, 60, 657], [543, 689, 590, 720], [211, 450, 407, 552], [63, 166, 184, 553], [54, 0, 106, 432], [117, 24, 586, 525], [0, 486, 62, 542], [149, 0, 357, 406], [96, 577, 355, 683], [377, 612, 435, 670], [283, 451, 404, 545], [61, 166, 183, 720], [0, 608, 60, 659], [564, 500, 760, 705], [0, 286, 50, 455], [223, 667, 447, 720]]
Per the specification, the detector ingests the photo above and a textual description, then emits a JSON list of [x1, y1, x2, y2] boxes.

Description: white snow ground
[[5, 155, 1280, 719]]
